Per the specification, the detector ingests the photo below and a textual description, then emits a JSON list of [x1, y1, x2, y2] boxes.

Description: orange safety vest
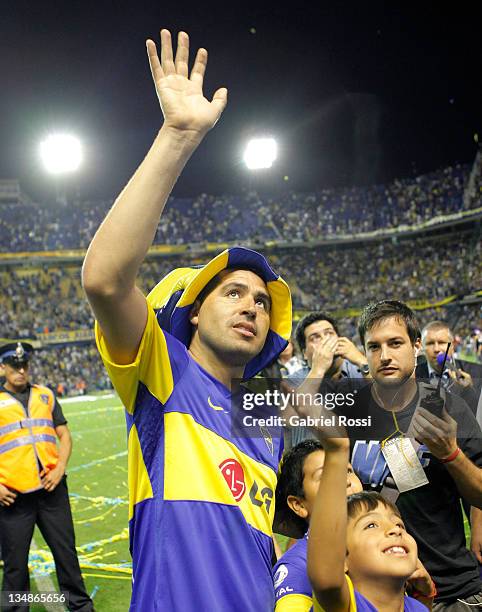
[[0, 385, 59, 493]]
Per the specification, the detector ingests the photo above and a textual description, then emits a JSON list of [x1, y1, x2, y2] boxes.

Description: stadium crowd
[[2, 232, 479, 329], [0, 162, 480, 252], [0, 234, 480, 394]]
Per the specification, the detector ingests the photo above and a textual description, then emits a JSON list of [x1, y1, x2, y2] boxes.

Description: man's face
[[303, 320, 338, 367], [346, 503, 417, 582], [423, 327, 454, 372], [190, 270, 271, 367], [289, 450, 362, 521], [1, 360, 30, 392], [364, 316, 420, 387]]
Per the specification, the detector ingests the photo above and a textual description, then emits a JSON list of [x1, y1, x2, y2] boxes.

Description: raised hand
[[310, 335, 338, 376], [146, 30, 228, 136], [335, 337, 366, 367]]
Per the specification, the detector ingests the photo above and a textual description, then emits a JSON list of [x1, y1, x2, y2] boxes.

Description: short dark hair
[[295, 312, 339, 353], [358, 300, 421, 347], [347, 490, 401, 522], [195, 267, 267, 306], [274, 439, 324, 537]]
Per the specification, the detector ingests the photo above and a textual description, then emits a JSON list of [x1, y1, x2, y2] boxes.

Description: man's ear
[[414, 338, 422, 355], [287, 495, 309, 520], [190, 300, 201, 327]]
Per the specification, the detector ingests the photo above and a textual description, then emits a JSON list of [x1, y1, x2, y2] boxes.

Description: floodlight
[[40, 134, 82, 174], [243, 138, 277, 170]]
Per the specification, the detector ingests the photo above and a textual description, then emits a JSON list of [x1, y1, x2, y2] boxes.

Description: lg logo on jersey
[[249, 480, 273, 513], [219, 458, 273, 512]]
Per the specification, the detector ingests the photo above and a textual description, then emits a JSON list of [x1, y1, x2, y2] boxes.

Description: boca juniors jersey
[[273, 535, 313, 611], [96, 304, 283, 611]]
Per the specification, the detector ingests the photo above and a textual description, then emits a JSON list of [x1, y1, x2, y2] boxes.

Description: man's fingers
[[175, 31, 190, 77], [327, 338, 338, 351], [412, 414, 445, 442], [211, 88, 228, 115], [160, 29, 176, 75], [146, 40, 165, 83], [417, 407, 453, 428], [190, 48, 208, 86]]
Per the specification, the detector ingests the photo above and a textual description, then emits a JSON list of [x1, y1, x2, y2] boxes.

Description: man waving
[[83, 30, 291, 612]]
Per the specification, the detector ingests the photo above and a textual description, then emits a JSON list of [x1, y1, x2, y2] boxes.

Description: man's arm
[[336, 337, 369, 373], [41, 424, 72, 492], [82, 30, 227, 364], [283, 336, 338, 422], [412, 407, 482, 508]]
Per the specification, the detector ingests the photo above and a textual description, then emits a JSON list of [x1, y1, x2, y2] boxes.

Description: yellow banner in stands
[[37, 330, 94, 344]]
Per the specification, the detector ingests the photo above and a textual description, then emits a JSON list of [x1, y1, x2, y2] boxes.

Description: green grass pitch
[[2, 393, 131, 611]]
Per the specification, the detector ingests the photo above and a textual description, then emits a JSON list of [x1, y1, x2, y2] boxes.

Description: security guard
[[0, 342, 93, 611]]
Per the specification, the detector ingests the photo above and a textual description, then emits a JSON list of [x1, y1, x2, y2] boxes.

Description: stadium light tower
[[243, 138, 277, 170], [39, 134, 83, 175]]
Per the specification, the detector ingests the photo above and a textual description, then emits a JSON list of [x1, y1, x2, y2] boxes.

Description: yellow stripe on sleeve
[[275, 593, 313, 611], [95, 303, 174, 414]]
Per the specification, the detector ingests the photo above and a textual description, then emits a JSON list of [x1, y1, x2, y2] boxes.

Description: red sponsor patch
[[219, 458, 246, 502]]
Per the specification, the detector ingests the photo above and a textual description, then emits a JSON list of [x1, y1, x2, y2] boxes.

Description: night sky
[[1, 1, 480, 201]]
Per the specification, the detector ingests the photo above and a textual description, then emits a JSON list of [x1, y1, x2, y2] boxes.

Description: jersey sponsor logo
[[259, 425, 274, 455], [0, 399, 17, 409], [276, 587, 294, 597], [41, 394, 50, 404], [208, 396, 225, 411], [219, 458, 246, 501], [249, 480, 273, 513], [273, 564, 289, 589]]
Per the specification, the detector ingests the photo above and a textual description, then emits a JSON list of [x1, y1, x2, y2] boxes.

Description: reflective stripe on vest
[[0, 386, 59, 492], [0, 434, 57, 455], [0, 418, 54, 436]]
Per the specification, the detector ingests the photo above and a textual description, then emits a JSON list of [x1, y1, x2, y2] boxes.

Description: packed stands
[[1, 158, 480, 393], [1, 162, 480, 252]]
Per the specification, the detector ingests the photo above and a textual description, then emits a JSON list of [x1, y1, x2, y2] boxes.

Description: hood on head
[[147, 247, 292, 380]]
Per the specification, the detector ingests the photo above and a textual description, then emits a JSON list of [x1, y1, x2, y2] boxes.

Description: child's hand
[[406, 558, 436, 599], [317, 435, 350, 453]]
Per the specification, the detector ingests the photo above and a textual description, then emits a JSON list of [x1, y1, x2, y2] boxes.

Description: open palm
[[147, 30, 227, 135]]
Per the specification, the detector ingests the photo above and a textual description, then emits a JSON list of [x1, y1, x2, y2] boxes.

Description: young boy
[[273, 440, 364, 610], [274, 440, 434, 611], [308, 436, 431, 611]]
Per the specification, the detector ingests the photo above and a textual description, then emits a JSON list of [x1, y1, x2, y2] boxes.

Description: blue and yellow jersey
[[273, 536, 313, 611], [313, 575, 427, 611], [96, 304, 284, 611]]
